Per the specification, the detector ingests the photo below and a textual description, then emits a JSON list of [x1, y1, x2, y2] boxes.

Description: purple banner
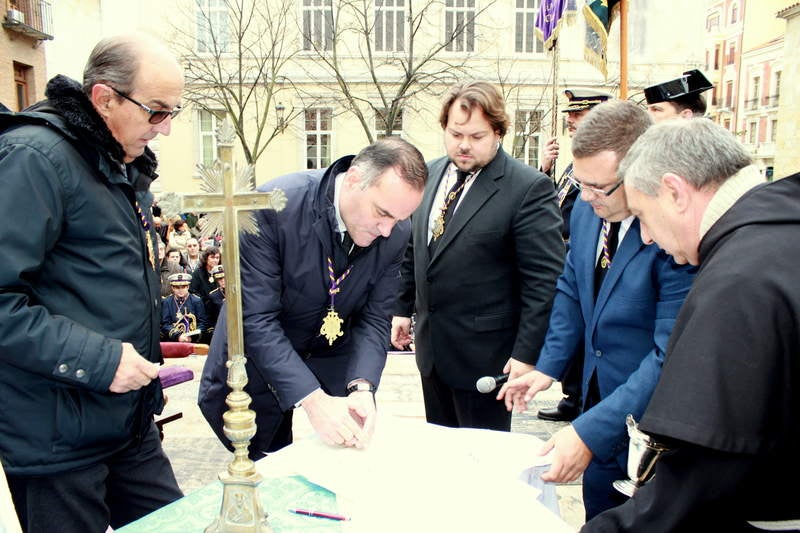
[[535, 0, 574, 49]]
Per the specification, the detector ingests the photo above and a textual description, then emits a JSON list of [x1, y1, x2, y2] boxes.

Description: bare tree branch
[[168, 0, 305, 181]]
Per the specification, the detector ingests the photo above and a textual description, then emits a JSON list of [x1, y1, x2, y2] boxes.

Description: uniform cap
[[562, 89, 613, 112], [211, 265, 225, 278], [168, 272, 192, 285]]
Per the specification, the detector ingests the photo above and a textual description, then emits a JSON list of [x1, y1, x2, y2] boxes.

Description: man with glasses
[[0, 34, 184, 531], [498, 101, 696, 520], [537, 88, 613, 425], [581, 102, 798, 533]]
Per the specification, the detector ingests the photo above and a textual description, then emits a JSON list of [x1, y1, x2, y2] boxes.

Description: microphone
[[475, 373, 510, 393]]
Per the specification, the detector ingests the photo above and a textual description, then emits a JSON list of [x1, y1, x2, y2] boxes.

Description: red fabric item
[[160, 342, 194, 358]]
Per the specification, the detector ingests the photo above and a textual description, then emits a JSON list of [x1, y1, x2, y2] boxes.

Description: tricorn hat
[[644, 70, 713, 105], [562, 89, 613, 113]]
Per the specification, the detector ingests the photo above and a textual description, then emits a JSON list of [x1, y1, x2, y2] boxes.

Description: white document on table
[[258, 415, 574, 533]]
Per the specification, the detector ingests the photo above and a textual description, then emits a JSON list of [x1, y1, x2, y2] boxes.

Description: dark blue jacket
[[537, 199, 696, 464], [199, 156, 409, 452], [0, 76, 164, 475], [161, 294, 208, 341]]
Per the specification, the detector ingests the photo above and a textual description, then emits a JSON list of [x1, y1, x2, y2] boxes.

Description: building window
[[375, 0, 405, 52], [770, 71, 781, 107], [711, 86, 718, 106], [725, 80, 733, 108], [306, 108, 332, 169], [727, 42, 735, 65], [714, 45, 720, 70], [748, 121, 757, 144], [515, 0, 544, 54], [303, 0, 334, 51], [445, 0, 475, 52], [706, 13, 720, 32], [770, 119, 778, 143], [375, 108, 403, 138], [196, 0, 229, 53], [730, 3, 738, 24], [198, 109, 225, 168], [750, 76, 760, 110], [13, 62, 32, 112], [724, 119, 731, 131], [512, 109, 542, 169]]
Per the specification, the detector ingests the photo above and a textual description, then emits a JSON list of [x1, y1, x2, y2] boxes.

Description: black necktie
[[442, 170, 469, 228], [429, 169, 469, 256], [342, 231, 357, 258], [594, 220, 621, 299]]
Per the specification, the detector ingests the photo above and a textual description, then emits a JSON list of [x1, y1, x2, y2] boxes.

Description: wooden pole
[[619, 0, 629, 98], [550, 39, 560, 139]]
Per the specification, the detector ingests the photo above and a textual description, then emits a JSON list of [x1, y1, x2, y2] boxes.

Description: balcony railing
[[745, 98, 759, 111], [764, 94, 780, 108], [3, 1, 53, 41]]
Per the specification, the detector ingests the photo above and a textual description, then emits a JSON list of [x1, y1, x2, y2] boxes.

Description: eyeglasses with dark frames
[[566, 173, 624, 197], [110, 87, 182, 125]]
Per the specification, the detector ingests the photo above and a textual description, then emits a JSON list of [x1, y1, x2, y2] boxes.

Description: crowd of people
[[0, 32, 797, 533], [153, 217, 225, 344]]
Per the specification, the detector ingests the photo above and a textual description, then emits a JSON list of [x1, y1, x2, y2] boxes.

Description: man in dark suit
[[199, 138, 427, 457], [538, 88, 613, 423], [498, 101, 696, 520], [391, 80, 564, 431]]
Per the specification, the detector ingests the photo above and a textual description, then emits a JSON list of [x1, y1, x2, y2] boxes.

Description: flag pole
[[550, 38, 560, 139], [549, 38, 560, 178], [619, 0, 628, 98]]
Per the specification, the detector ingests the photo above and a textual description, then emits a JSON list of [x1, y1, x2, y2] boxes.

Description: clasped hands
[[302, 388, 376, 449], [496, 368, 593, 483]]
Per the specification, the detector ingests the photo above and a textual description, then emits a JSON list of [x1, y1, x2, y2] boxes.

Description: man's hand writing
[[302, 389, 368, 448]]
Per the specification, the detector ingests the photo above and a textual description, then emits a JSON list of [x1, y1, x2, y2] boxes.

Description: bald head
[[83, 33, 182, 97], [84, 33, 184, 162]]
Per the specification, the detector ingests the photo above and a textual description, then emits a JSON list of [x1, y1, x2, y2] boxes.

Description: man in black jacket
[[0, 34, 184, 532], [391, 81, 564, 431]]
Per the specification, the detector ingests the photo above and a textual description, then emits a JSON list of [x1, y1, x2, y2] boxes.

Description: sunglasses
[[111, 87, 182, 124]]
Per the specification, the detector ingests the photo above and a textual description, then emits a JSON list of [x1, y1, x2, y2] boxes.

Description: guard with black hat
[[161, 272, 208, 343], [644, 69, 713, 122], [537, 87, 612, 424]]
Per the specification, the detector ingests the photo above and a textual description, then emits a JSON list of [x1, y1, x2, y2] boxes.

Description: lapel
[[579, 215, 604, 310], [415, 158, 448, 265], [310, 161, 347, 272], [590, 218, 645, 327], [427, 150, 504, 265]]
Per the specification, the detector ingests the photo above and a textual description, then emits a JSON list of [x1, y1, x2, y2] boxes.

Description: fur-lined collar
[[39, 75, 158, 179]]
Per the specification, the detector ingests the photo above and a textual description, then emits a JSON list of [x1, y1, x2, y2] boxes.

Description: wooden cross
[[181, 120, 285, 533]]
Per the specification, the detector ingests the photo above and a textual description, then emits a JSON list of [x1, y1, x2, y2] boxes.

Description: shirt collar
[[333, 171, 347, 234]]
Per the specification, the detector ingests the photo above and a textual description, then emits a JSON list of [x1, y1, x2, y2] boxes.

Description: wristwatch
[[347, 382, 376, 394]]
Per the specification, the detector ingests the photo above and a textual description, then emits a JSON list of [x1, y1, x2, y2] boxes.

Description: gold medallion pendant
[[320, 307, 344, 345], [431, 215, 444, 240]]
